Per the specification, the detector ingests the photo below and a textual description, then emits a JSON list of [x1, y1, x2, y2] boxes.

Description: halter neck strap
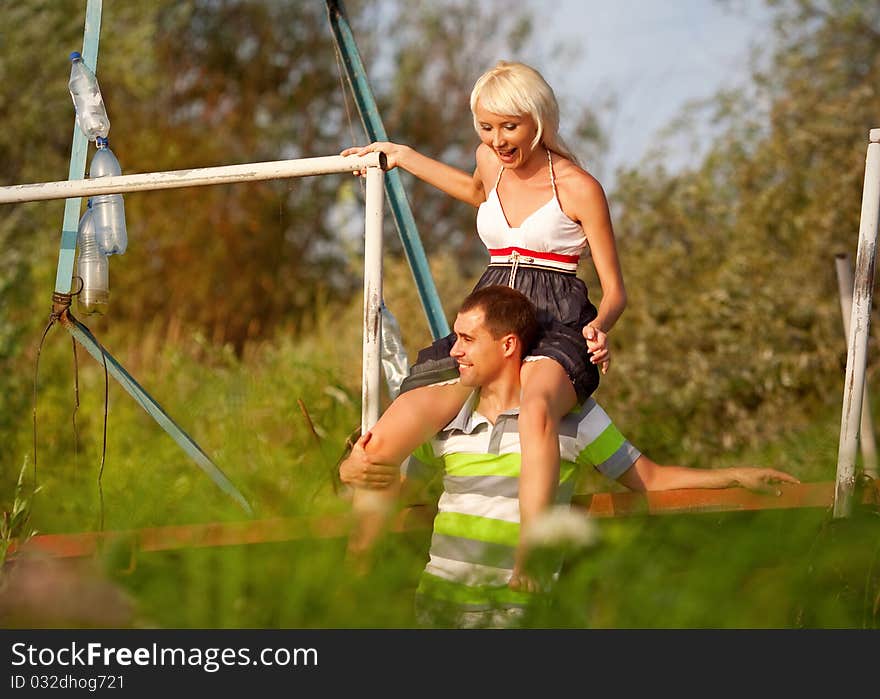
[[494, 147, 556, 192], [493, 166, 504, 189]]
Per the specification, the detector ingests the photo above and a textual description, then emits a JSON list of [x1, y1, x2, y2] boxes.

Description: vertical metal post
[[350, 164, 393, 531], [362, 165, 385, 434], [55, 0, 103, 294], [834, 253, 878, 478], [326, 0, 450, 340], [834, 129, 880, 518]]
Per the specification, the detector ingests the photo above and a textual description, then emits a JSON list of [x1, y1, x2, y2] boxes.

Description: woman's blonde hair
[[470, 61, 579, 165]]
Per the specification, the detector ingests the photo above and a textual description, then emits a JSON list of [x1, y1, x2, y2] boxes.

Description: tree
[[603, 0, 880, 463], [2, 0, 598, 477]]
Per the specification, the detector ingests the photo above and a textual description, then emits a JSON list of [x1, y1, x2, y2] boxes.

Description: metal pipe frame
[[834, 253, 878, 479], [1, 151, 386, 514], [361, 166, 385, 434], [835, 128, 880, 518], [55, 0, 102, 294], [0, 153, 385, 204], [326, 0, 450, 340]]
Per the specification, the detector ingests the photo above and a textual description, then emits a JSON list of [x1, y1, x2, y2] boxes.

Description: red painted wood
[[9, 481, 878, 559]]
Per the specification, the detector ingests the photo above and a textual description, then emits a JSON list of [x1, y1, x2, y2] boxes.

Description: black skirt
[[399, 266, 600, 403]]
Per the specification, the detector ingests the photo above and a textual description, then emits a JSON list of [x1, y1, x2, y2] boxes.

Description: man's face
[[450, 308, 510, 387]]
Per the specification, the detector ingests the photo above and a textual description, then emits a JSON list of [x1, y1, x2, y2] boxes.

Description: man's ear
[[501, 333, 519, 358]]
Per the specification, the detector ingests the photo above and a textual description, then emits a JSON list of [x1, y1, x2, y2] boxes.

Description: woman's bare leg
[[512, 359, 577, 589], [364, 381, 472, 465]]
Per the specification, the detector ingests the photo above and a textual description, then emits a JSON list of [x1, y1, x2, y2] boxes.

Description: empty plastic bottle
[[89, 137, 127, 255], [76, 202, 109, 316], [68, 51, 110, 141], [380, 303, 410, 398]]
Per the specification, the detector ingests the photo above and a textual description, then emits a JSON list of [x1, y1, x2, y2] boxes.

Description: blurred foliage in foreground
[[2, 0, 880, 627], [3, 273, 879, 629]]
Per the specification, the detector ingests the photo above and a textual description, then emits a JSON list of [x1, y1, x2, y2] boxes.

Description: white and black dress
[[400, 151, 600, 402]]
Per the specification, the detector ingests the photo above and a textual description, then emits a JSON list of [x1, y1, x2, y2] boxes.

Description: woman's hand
[[341, 142, 409, 175], [583, 324, 610, 375]]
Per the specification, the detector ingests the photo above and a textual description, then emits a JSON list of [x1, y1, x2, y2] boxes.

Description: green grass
[[2, 296, 879, 628]]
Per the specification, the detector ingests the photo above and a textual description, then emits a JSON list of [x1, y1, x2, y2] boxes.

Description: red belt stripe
[[488, 247, 580, 264]]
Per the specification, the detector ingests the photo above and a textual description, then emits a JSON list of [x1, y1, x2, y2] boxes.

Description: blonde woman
[[342, 61, 626, 590]]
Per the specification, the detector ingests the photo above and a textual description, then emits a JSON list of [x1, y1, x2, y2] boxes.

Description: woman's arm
[[560, 168, 627, 372], [569, 173, 626, 333], [342, 142, 485, 207]]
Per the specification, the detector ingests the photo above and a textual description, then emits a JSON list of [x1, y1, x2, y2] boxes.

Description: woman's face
[[474, 102, 540, 169]]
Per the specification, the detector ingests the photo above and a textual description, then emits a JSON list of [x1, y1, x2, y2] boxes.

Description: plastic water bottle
[[68, 51, 110, 141], [380, 303, 409, 398], [76, 202, 109, 316], [89, 137, 127, 255]]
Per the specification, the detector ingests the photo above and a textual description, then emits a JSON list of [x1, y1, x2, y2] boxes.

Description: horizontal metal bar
[[0, 152, 385, 204], [11, 480, 878, 559]]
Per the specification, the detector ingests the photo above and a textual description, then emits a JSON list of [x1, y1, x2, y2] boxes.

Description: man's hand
[[339, 431, 400, 489], [730, 467, 800, 496]]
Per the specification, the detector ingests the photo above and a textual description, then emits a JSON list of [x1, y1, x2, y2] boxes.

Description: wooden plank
[[573, 482, 855, 517], [9, 480, 878, 559], [12, 515, 353, 559]]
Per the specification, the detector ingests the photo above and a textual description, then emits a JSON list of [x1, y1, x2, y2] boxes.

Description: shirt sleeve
[[574, 400, 642, 481]]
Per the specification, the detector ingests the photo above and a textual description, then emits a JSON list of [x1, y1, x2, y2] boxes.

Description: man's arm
[[339, 431, 400, 490], [339, 432, 435, 564], [339, 432, 401, 563], [616, 455, 800, 494]]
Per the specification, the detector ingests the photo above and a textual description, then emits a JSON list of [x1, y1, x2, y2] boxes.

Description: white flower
[[523, 506, 600, 550]]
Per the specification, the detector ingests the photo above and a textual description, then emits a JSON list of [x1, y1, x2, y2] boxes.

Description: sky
[[531, 0, 776, 184]]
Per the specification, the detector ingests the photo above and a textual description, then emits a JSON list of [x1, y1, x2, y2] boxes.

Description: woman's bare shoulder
[[475, 143, 500, 191], [554, 157, 608, 209], [475, 142, 498, 169]]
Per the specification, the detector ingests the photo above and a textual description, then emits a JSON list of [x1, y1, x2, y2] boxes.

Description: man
[[340, 285, 798, 627]]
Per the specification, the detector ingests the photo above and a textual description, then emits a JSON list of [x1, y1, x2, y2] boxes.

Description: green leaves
[[603, 1, 880, 466]]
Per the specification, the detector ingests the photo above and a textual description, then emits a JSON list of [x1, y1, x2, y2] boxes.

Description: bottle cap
[[70, 51, 82, 61], [96, 136, 108, 148]]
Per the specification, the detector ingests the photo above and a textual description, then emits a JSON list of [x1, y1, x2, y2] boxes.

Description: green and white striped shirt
[[406, 391, 640, 614]]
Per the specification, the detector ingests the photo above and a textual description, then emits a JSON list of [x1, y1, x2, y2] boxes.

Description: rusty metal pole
[[835, 253, 878, 479], [349, 164, 394, 541], [834, 129, 880, 518], [361, 164, 385, 435]]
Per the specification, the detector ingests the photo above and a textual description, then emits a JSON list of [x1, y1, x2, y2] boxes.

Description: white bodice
[[476, 150, 589, 258]]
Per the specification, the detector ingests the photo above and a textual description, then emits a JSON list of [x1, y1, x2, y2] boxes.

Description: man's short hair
[[459, 285, 538, 354]]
